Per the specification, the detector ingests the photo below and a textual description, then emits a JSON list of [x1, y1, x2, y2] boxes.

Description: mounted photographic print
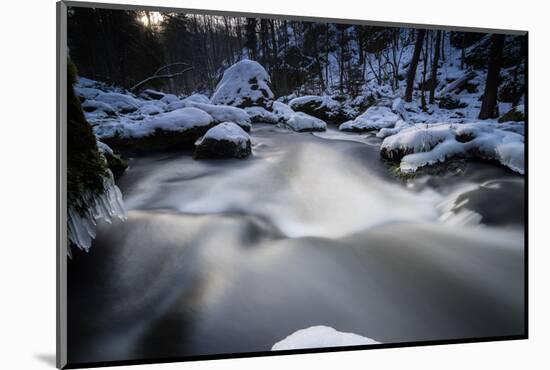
[[56, 1, 527, 368]]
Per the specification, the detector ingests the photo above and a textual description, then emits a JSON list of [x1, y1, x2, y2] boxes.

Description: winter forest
[[65, 5, 526, 366]]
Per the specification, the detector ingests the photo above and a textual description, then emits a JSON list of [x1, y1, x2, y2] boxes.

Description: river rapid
[[67, 124, 525, 364]]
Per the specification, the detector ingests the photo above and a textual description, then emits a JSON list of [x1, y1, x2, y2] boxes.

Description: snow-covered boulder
[[166, 94, 212, 111], [272, 326, 380, 351], [194, 122, 252, 159], [183, 93, 211, 105], [95, 92, 140, 113], [137, 100, 167, 116], [284, 112, 327, 132], [272, 101, 295, 122], [160, 93, 180, 105], [380, 121, 525, 174], [74, 86, 102, 101], [139, 107, 213, 136], [339, 106, 401, 132], [185, 102, 252, 132], [244, 106, 280, 124], [81, 99, 117, 117], [498, 104, 525, 123], [289, 95, 350, 123], [97, 107, 215, 152], [211, 60, 274, 109]]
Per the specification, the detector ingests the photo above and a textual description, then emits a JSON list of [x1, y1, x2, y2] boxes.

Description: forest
[[68, 8, 526, 109]]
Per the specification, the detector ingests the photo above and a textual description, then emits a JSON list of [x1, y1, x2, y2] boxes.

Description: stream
[[67, 124, 525, 364]]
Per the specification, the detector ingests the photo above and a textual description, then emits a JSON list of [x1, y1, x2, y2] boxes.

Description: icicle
[[67, 170, 127, 256]]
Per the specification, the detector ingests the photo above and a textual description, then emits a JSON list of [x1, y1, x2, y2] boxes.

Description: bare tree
[[479, 34, 505, 119], [405, 29, 426, 102], [429, 30, 442, 104]]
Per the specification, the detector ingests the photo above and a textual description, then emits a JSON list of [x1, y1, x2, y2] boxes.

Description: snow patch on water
[[272, 326, 380, 350]]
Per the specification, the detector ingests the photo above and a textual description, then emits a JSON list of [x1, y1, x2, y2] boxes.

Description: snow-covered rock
[[194, 122, 252, 159], [272, 326, 380, 351], [186, 102, 252, 131], [183, 93, 211, 105], [245, 106, 280, 124], [339, 106, 401, 132], [289, 95, 349, 123], [95, 92, 140, 113], [211, 60, 274, 109], [272, 101, 295, 122], [94, 107, 215, 153], [160, 93, 180, 105], [166, 94, 211, 111], [81, 99, 117, 117], [284, 112, 327, 132], [137, 100, 167, 116], [132, 107, 213, 137], [380, 121, 525, 174], [74, 86, 102, 101]]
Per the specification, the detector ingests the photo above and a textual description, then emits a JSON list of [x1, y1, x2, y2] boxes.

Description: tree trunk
[[479, 34, 505, 119], [429, 30, 442, 104], [405, 29, 426, 102]]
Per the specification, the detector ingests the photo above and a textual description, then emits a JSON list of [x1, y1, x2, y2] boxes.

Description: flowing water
[[67, 124, 525, 364]]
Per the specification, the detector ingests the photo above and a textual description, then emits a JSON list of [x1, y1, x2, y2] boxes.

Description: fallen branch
[[153, 62, 193, 77], [437, 71, 477, 97], [130, 64, 194, 92]]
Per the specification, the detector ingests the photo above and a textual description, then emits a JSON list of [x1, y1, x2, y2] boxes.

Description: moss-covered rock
[[498, 105, 525, 123], [67, 58, 108, 213]]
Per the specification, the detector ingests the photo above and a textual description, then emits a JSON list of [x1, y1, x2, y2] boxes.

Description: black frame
[[56, 1, 529, 368]]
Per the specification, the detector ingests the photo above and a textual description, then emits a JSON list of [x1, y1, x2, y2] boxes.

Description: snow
[[380, 121, 525, 174], [211, 59, 274, 108], [183, 93, 211, 105], [289, 95, 340, 111], [272, 101, 295, 122], [160, 93, 180, 105], [67, 170, 126, 256], [81, 99, 116, 115], [95, 92, 140, 113], [272, 326, 380, 351], [376, 119, 410, 139], [77, 77, 100, 88], [285, 112, 327, 132], [166, 94, 211, 111], [74, 86, 102, 100], [339, 106, 401, 131], [196, 122, 250, 149], [244, 106, 280, 124], [93, 107, 213, 139], [186, 102, 252, 130], [136, 100, 167, 115]]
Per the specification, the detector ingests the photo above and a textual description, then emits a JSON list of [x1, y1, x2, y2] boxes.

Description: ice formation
[[67, 170, 127, 256], [380, 121, 525, 174]]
